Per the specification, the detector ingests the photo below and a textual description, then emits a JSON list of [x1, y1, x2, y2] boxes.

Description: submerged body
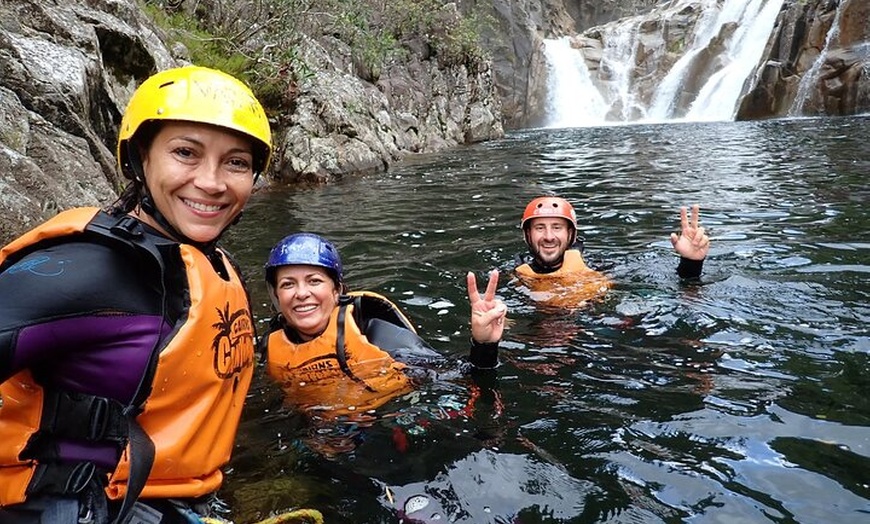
[[516, 197, 708, 309], [263, 233, 506, 421], [267, 291, 432, 417]]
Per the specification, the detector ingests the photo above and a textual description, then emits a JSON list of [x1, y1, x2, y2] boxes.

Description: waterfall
[[599, 22, 645, 121], [647, 0, 735, 120], [542, 37, 609, 128], [788, 0, 846, 116], [542, 0, 785, 127], [686, 0, 784, 120]]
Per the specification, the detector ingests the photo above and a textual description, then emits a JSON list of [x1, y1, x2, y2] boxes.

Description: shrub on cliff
[[140, 0, 490, 112]]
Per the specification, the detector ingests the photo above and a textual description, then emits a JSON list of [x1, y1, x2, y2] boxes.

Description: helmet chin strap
[[139, 193, 225, 252], [530, 252, 564, 273]]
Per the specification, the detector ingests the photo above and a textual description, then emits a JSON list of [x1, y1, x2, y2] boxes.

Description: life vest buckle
[[110, 215, 143, 238], [65, 462, 96, 494], [26, 461, 97, 496], [39, 390, 129, 443]]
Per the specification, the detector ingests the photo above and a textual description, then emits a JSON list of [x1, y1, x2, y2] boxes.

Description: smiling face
[[274, 265, 340, 341], [138, 121, 255, 243], [526, 216, 574, 267]]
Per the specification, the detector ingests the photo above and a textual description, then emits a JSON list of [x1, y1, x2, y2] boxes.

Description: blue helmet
[[265, 233, 343, 285]]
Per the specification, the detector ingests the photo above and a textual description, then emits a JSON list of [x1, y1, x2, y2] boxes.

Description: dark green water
[[221, 116, 870, 523]]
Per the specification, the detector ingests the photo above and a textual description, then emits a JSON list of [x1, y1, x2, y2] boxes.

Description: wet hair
[[109, 120, 162, 214]]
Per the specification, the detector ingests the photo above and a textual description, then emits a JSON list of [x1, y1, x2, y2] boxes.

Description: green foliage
[[139, 0, 315, 114], [432, 6, 493, 71], [139, 2, 249, 76], [327, 1, 400, 82], [668, 37, 686, 54], [139, 0, 489, 106], [322, 0, 490, 75]]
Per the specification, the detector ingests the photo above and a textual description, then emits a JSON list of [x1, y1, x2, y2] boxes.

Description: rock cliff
[[476, 0, 660, 128], [737, 0, 870, 119], [488, 0, 869, 125]]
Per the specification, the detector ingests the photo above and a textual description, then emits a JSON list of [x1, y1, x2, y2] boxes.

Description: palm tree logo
[[211, 303, 254, 378]]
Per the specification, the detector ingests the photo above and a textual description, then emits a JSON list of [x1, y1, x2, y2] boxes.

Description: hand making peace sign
[[467, 270, 508, 344], [670, 204, 710, 261]]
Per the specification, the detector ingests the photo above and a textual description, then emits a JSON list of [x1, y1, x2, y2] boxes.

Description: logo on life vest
[[211, 303, 255, 378], [288, 356, 345, 384]]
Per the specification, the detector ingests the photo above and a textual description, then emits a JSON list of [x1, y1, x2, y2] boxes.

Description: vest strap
[[26, 461, 99, 496], [40, 390, 128, 442], [112, 411, 155, 524], [85, 212, 163, 524], [335, 298, 376, 392]]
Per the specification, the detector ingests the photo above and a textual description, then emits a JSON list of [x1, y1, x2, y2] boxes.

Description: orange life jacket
[[514, 249, 612, 309], [266, 291, 415, 418], [0, 208, 254, 505]]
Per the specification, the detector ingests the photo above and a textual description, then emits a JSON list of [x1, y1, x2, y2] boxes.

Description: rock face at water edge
[[0, 0, 503, 245], [737, 0, 870, 119], [2, 0, 868, 244]]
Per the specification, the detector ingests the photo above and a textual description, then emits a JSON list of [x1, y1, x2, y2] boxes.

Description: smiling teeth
[[185, 199, 222, 212]]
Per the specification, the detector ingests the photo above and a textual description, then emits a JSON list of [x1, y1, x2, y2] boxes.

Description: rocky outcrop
[[502, 0, 869, 125], [276, 30, 503, 184], [507, 0, 870, 124], [737, 0, 870, 119], [573, 1, 716, 121], [0, 0, 503, 244], [0, 0, 168, 243], [3, 0, 867, 244]]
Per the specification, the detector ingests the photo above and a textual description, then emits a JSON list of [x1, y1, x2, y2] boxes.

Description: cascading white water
[[788, 0, 846, 116], [542, 37, 609, 128], [599, 23, 644, 121], [686, 0, 784, 120], [542, 0, 785, 127], [646, 0, 734, 120]]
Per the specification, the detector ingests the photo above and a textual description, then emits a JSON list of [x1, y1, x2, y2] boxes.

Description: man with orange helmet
[[515, 197, 709, 307], [0, 66, 271, 523]]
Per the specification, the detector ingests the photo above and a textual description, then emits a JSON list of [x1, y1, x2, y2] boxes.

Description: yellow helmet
[[117, 65, 272, 178]]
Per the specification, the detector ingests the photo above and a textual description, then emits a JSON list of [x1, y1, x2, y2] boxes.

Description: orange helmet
[[522, 197, 577, 228], [521, 196, 578, 246]]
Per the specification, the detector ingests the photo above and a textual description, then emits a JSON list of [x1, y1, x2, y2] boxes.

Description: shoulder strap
[[335, 296, 376, 392]]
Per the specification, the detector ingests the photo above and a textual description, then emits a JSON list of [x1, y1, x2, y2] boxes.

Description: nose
[[294, 282, 312, 299], [542, 225, 557, 240], [193, 159, 227, 194]]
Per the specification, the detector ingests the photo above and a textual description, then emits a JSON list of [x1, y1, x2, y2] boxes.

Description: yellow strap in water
[[200, 509, 324, 524]]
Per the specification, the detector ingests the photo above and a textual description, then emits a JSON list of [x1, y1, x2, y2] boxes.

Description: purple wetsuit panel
[[14, 314, 169, 402]]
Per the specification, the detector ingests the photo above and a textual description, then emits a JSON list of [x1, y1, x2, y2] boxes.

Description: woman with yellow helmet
[[0, 66, 271, 523]]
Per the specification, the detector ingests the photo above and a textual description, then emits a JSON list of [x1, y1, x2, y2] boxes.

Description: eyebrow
[[279, 272, 326, 281]]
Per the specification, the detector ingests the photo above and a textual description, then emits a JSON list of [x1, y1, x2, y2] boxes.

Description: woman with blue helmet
[[262, 232, 507, 419]]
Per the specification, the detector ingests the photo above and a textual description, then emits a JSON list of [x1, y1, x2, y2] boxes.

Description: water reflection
[[222, 116, 870, 523]]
